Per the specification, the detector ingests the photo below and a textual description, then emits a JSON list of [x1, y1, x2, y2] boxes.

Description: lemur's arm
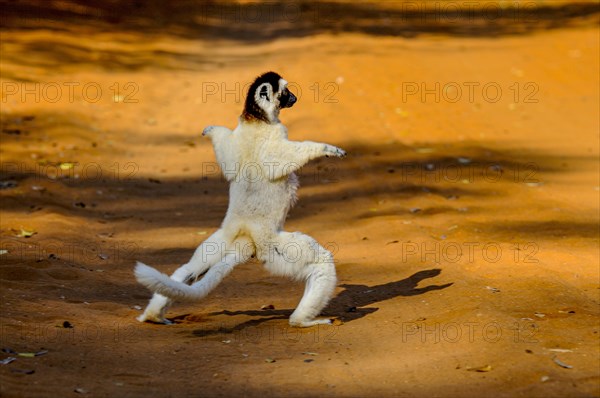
[[262, 139, 346, 180], [203, 126, 238, 182]]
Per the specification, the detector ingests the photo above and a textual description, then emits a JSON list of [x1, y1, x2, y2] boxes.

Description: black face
[[242, 71, 295, 123], [280, 88, 297, 108]]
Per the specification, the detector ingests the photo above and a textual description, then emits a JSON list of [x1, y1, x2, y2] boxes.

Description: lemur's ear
[[256, 83, 273, 103], [259, 85, 270, 101]]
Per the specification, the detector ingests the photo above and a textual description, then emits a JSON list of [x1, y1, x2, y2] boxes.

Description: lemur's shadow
[[190, 268, 452, 338]]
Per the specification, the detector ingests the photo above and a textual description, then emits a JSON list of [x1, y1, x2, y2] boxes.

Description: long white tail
[[135, 254, 239, 302]]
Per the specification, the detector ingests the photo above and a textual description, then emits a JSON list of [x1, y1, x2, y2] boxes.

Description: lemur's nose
[[286, 92, 297, 107]]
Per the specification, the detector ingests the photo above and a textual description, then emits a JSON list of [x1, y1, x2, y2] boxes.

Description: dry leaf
[[415, 148, 434, 154], [552, 356, 573, 369], [15, 228, 37, 238], [548, 348, 572, 353], [467, 365, 492, 372], [17, 353, 35, 358]]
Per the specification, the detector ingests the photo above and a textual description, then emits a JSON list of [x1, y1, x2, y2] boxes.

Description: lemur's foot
[[289, 317, 337, 328], [137, 311, 173, 325]]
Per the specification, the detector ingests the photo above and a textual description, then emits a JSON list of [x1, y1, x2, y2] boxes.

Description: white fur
[[135, 80, 346, 327]]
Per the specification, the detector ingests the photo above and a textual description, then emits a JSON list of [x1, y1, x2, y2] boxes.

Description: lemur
[[135, 72, 346, 327]]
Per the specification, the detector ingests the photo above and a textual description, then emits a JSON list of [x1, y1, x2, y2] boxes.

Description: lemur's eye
[[260, 85, 269, 101]]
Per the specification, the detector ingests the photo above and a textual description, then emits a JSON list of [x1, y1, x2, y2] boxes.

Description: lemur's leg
[[137, 228, 234, 324], [177, 235, 254, 300], [136, 235, 254, 314], [258, 231, 337, 327]]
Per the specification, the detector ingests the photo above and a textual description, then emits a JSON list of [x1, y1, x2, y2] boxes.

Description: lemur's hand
[[324, 144, 347, 158], [202, 126, 215, 136]]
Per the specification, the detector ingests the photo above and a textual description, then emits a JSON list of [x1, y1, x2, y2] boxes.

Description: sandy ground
[[0, 1, 599, 397]]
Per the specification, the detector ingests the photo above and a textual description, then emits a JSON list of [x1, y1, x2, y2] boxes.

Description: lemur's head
[[241, 71, 297, 124]]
